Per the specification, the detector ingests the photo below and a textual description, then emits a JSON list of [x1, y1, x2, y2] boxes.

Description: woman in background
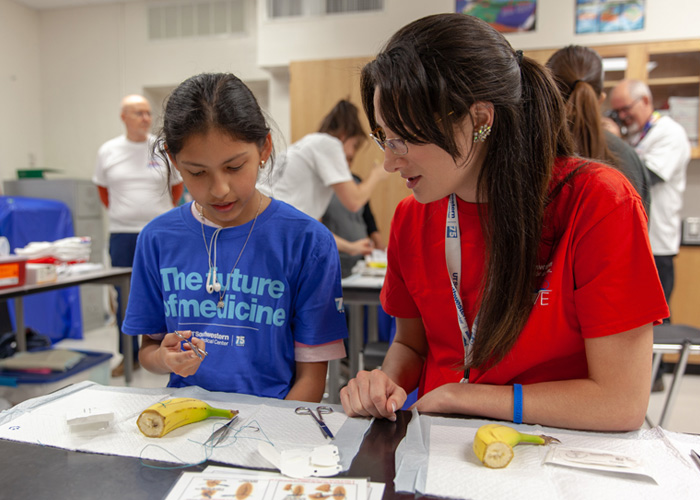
[[258, 100, 388, 257], [546, 45, 651, 214]]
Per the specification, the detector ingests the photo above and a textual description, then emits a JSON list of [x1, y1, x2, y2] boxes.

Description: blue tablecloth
[[0, 196, 83, 342]]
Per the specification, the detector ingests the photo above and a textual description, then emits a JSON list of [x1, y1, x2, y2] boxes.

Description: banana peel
[[473, 423, 560, 468], [137, 397, 236, 438]]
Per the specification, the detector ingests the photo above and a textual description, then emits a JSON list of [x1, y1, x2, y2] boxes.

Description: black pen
[[691, 450, 700, 472]]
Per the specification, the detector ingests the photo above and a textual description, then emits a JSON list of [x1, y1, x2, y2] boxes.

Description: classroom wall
[[257, 0, 700, 66], [38, 0, 268, 181], [1, 0, 699, 215], [0, 0, 43, 185]]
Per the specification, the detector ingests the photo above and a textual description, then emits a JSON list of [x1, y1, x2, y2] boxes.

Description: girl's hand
[[340, 369, 407, 421], [158, 330, 205, 377]]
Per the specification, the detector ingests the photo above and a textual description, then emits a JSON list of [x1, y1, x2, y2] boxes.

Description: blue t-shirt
[[123, 200, 348, 398]]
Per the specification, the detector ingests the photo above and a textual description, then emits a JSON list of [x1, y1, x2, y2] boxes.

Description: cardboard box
[[25, 263, 57, 285]]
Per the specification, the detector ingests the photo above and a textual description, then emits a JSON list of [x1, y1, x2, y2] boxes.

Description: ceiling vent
[[148, 0, 246, 40], [267, 0, 383, 19]]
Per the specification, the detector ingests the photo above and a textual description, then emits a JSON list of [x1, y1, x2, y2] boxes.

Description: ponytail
[[472, 56, 573, 369], [545, 44, 620, 167]]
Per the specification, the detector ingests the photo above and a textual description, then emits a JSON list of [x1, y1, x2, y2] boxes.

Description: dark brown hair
[[546, 45, 618, 165], [156, 72, 273, 181], [317, 99, 366, 144], [361, 13, 574, 369]]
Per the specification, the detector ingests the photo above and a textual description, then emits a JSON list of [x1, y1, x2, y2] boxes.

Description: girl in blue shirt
[[122, 73, 348, 402]]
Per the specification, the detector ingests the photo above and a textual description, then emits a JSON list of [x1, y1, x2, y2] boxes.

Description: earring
[[259, 159, 266, 169], [473, 124, 492, 143]]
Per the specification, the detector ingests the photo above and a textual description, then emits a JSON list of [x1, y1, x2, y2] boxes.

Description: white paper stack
[[669, 96, 699, 141]]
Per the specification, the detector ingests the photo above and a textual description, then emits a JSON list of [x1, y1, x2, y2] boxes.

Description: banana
[[472, 423, 560, 468], [136, 397, 236, 438]]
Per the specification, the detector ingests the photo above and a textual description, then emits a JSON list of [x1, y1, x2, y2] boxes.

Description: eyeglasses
[[369, 127, 409, 156], [612, 97, 641, 116], [369, 111, 455, 156]]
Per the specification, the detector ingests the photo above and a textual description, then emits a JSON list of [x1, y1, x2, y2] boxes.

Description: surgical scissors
[[295, 406, 334, 439]]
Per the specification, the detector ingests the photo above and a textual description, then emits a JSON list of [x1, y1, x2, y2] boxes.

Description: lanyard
[[445, 194, 477, 382], [634, 111, 661, 146]]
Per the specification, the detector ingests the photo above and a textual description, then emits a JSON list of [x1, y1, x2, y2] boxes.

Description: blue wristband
[[513, 384, 523, 424]]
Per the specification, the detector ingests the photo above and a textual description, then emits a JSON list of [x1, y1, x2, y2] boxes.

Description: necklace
[[197, 194, 263, 308]]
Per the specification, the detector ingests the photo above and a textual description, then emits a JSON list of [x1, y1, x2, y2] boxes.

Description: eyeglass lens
[[616, 98, 639, 115], [370, 127, 408, 155]]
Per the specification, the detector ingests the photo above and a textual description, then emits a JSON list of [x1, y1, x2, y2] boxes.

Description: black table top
[[0, 411, 416, 500]]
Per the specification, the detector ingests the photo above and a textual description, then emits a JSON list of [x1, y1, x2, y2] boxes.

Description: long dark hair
[[317, 99, 366, 144], [156, 73, 273, 174], [361, 13, 574, 368], [546, 45, 618, 165]]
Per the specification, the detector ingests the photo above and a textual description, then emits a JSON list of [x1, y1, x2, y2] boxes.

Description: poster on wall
[[576, 1, 645, 34], [455, 1, 537, 32]]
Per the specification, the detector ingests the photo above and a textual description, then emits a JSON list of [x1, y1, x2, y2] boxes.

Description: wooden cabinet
[[667, 246, 700, 365], [669, 246, 700, 327], [527, 39, 700, 159]]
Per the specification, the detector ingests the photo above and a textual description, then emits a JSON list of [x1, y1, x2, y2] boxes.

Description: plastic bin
[[0, 349, 112, 405]]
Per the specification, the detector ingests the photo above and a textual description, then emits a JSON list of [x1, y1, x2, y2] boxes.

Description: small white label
[[544, 446, 654, 481]]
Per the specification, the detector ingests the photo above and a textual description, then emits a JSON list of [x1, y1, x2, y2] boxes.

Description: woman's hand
[[409, 383, 462, 414], [340, 369, 407, 421], [346, 237, 373, 256], [156, 330, 205, 377]]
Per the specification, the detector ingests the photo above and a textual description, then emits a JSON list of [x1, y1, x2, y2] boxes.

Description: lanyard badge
[[445, 194, 477, 381]]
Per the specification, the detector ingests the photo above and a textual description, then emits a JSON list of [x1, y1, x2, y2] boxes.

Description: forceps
[[295, 406, 334, 439], [204, 411, 239, 447], [174, 330, 207, 360]]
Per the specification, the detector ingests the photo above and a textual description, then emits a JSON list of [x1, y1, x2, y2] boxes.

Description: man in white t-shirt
[[93, 94, 184, 377], [609, 80, 691, 312]]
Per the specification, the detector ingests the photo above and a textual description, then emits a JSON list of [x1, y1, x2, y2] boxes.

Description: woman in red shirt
[[339, 14, 667, 431]]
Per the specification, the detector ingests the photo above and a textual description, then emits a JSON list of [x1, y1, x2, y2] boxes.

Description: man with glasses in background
[[607, 79, 691, 390]]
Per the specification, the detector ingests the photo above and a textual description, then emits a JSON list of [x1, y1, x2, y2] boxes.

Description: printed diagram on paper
[[166, 473, 370, 500]]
